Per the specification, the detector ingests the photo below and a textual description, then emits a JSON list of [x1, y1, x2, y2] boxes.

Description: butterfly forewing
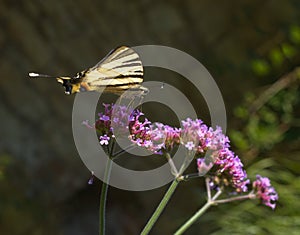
[[82, 46, 144, 94]]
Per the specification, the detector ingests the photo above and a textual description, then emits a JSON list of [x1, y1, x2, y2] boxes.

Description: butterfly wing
[[81, 46, 144, 94]]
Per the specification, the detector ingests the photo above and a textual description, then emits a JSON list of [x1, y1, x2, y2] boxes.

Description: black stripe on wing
[[115, 74, 143, 79], [91, 73, 143, 81], [111, 47, 136, 60], [104, 82, 142, 88], [92, 46, 142, 71], [112, 62, 143, 70]]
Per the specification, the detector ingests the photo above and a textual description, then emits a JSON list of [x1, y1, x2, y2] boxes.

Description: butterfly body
[[29, 46, 147, 96]]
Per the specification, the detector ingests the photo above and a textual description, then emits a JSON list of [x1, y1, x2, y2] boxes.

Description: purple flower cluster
[[90, 104, 249, 192], [213, 148, 250, 193], [83, 103, 145, 146], [181, 118, 230, 153], [180, 118, 248, 192], [129, 121, 181, 154], [87, 103, 278, 206], [253, 175, 278, 209]]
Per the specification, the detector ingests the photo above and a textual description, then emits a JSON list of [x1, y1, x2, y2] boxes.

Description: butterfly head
[[56, 76, 82, 95], [29, 71, 84, 95]]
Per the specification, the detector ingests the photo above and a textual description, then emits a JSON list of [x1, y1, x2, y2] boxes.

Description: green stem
[[174, 201, 212, 235], [180, 172, 201, 181], [213, 191, 256, 204], [99, 157, 113, 235], [205, 177, 211, 201], [140, 179, 180, 235], [174, 190, 222, 235], [165, 153, 179, 177], [112, 143, 136, 159]]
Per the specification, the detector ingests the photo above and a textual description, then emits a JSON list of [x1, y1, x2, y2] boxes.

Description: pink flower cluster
[[181, 118, 249, 192], [181, 118, 230, 153], [253, 175, 279, 209], [130, 121, 181, 154], [214, 148, 249, 193], [83, 103, 144, 145], [87, 103, 278, 208]]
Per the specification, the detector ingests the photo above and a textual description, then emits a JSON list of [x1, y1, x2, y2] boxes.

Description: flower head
[[130, 121, 181, 154], [213, 148, 250, 192], [94, 103, 143, 145], [253, 175, 278, 209], [85, 103, 182, 154], [181, 119, 230, 153], [192, 122, 249, 193]]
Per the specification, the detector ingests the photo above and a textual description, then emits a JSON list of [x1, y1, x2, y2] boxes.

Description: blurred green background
[[0, 0, 299, 234]]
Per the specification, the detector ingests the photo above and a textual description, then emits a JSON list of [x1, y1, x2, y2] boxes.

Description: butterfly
[[29, 46, 148, 97]]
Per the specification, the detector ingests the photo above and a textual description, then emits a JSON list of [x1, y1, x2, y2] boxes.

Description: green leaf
[[260, 107, 278, 124], [251, 59, 270, 76], [245, 92, 256, 103], [229, 130, 249, 150], [289, 25, 300, 44], [281, 43, 296, 59], [269, 48, 284, 66], [233, 106, 249, 119]]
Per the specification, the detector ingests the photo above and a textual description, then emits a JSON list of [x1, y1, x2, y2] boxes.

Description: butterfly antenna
[[28, 72, 56, 79]]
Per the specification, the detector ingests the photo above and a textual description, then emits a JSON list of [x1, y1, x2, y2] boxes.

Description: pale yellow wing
[[82, 46, 144, 93]]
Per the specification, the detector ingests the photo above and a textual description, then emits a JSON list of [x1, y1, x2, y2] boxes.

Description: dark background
[[0, 0, 299, 234]]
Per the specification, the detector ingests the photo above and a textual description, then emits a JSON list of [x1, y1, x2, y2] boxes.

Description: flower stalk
[[174, 187, 223, 235], [174, 200, 212, 235], [165, 152, 179, 177], [140, 179, 180, 235], [99, 142, 114, 235]]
